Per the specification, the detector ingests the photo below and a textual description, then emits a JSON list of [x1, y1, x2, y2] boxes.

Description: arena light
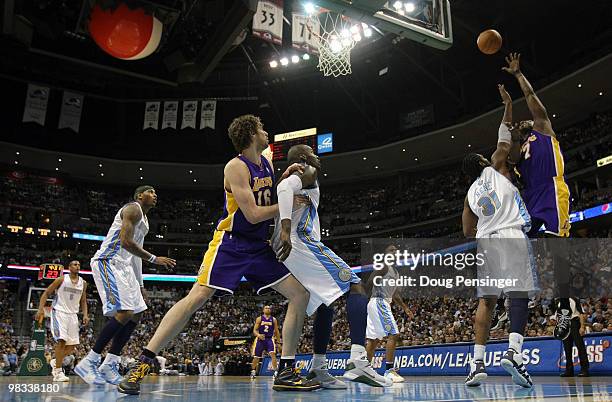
[[139, 167, 143, 171], [405, 2, 416, 13], [363, 28, 373, 38], [100, 173, 104, 177], [16, 151, 20, 155], [291, 55, 300, 64], [599, 91, 603, 96], [552, 114, 557, 118], [350, 25, 359, 35], [58, 158, 62, 162], [393, 1, 403, 10], [362, 156, 367, 160], [468, 144, 472, 148], [302, 53, 310, 61], [14, 161, 18, 164], [98, 163, 103, 167], [304, 2, 316, 14], [55, 167, 59, 171], [193, 179, 197, 183], [140, 176, 143, 180], [577, 83, 582, 88], [189, 170, 193, 174], [402, 148, 406, 152], [280, 57, 289, 66], [414, 157, 418, 161], [330, 38, 342, 54], [451, 135, 455, 139], [269, 60, 278, 68]]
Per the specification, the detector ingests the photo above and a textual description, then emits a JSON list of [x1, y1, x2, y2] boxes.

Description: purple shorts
[[252, 337, 275, 358], [524, 180, 570, 237], [197, 231, 290, 295]]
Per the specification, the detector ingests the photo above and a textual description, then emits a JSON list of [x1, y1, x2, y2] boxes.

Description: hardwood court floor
[[1, 374, 611, 401]]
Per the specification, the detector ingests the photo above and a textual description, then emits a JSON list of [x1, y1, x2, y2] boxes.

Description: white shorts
[[91, 257, 147, 316], [366, 298, 399, 340], [50, 309, 80, 346], [282, 236, 360, 316], [476, 227, 539, 298]]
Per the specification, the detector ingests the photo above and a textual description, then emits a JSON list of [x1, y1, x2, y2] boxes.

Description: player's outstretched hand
[[276, 231, 292, 262], [498, 84, 511, 105], [154, 256, 177, 268], [34, 310, 44, 326], [502, 52, 521, 75]]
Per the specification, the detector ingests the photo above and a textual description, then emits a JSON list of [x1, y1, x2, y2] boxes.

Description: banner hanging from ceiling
[[253, 0, 284, 45]]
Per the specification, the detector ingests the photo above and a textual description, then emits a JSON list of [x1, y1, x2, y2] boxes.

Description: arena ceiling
[[1, 0, 612, 174]]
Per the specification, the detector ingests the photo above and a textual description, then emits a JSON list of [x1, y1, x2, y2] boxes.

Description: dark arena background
[[1, 0, 612, 401]]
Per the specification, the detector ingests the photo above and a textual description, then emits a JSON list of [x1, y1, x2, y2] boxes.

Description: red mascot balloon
[[88, 2, 162, 60]]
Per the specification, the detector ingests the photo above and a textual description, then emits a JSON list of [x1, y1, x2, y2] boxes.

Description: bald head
[[287, 144, 313, 164]]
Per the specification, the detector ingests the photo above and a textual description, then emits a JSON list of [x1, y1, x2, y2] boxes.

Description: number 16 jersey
[[467, 167, 532, 238]]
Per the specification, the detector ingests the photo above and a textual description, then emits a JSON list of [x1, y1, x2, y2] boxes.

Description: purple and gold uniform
[[196, 155, 290, 294], [516, 130, 570, 237], [252, 314, 276, 358]]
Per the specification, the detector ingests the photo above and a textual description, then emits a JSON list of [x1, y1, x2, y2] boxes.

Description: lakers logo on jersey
[[253, 176, 273, 192]]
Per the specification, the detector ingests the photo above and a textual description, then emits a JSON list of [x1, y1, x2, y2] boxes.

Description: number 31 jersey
[[467, 167, 532, 238]]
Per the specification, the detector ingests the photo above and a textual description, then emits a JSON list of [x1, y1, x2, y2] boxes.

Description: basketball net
[[307, 10, 356, 77]]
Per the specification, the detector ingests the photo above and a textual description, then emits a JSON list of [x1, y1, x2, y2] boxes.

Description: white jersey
[[92, 202, 149, 283], [52, 275, 84, 314], [467, 167, 531, 238], [274, 183, 321, 242], [372, 264, 399, 302]]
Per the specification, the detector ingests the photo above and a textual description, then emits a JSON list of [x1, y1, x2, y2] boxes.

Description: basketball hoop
[[307, 9, 357, 77]]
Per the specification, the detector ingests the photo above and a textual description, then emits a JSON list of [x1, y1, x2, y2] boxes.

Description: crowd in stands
[[0, 110, 611, 376]]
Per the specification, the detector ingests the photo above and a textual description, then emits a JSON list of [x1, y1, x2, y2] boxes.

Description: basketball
[[477, 29, 502, 55]]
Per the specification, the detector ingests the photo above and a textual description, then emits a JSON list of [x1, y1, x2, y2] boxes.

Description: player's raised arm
[[490, 84, 514, 176], [120, 204, 176, 268], [462, 197, 478, 239], [225, 159, 279, 224], [35, 276, 64, 325], [503, 53, 554, 136]]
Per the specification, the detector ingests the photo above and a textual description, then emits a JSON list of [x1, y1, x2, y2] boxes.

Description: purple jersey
[[516, 130, 570, 237], [215, 155, 275, 241], [259, 315, 274, 338]]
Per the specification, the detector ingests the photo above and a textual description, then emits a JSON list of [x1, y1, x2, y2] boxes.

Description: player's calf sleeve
[[313, 305, 334, 355], [346, 293, 368, 347], [109, 320, 138, 355], [93, 317, 124, 354], [509, 298, 529, 336]]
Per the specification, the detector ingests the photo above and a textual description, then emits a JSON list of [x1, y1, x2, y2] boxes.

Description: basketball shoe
[[117, 361, 151, 395], [465, 360, 486, 386], [384, 367, 405, 383], [343, 357, 393, 387], [554, 308, 571, 341], [52, 367, 69, 382], [272, 367, 321, 391], [500, 349, 533, 388], [74, 354, 106, 385], [306, 364, 347, 389]]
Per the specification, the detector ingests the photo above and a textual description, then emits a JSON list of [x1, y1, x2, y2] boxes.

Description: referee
[[557, 297, 589, 377]]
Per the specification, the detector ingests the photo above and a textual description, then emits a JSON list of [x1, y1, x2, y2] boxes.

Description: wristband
[[498, 123, 512, 144], [148, 254, 157, 263]]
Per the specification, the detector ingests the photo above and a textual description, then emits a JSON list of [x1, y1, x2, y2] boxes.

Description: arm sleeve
[[277, 175, 303, 220], [498, 123, 512, 144]]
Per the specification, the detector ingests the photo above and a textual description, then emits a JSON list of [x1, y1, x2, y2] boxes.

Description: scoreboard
[[271, 127, 318, 161], [38, 263, 63, 280]]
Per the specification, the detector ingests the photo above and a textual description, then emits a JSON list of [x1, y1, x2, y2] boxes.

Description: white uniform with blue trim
[[272, 183, 360, 316], [467, 167, 539, 297], [366, 265, 400, 340], [90, 202, 148, 316], [50, 274, 84, 345]]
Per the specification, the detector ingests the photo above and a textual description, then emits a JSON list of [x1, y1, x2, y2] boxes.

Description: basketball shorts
[[279, 234, 360, 316], [90, 257, 147, 317], [252, 338, 275, 358], [524, 179, 570, 237], [476, 227, 540, 298], [366, 298, 399, 340], [197, 231, 291, 295], [50, 309, 80, 345]]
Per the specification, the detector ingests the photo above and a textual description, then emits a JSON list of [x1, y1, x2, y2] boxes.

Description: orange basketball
[[477, 29, 502, 55]]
